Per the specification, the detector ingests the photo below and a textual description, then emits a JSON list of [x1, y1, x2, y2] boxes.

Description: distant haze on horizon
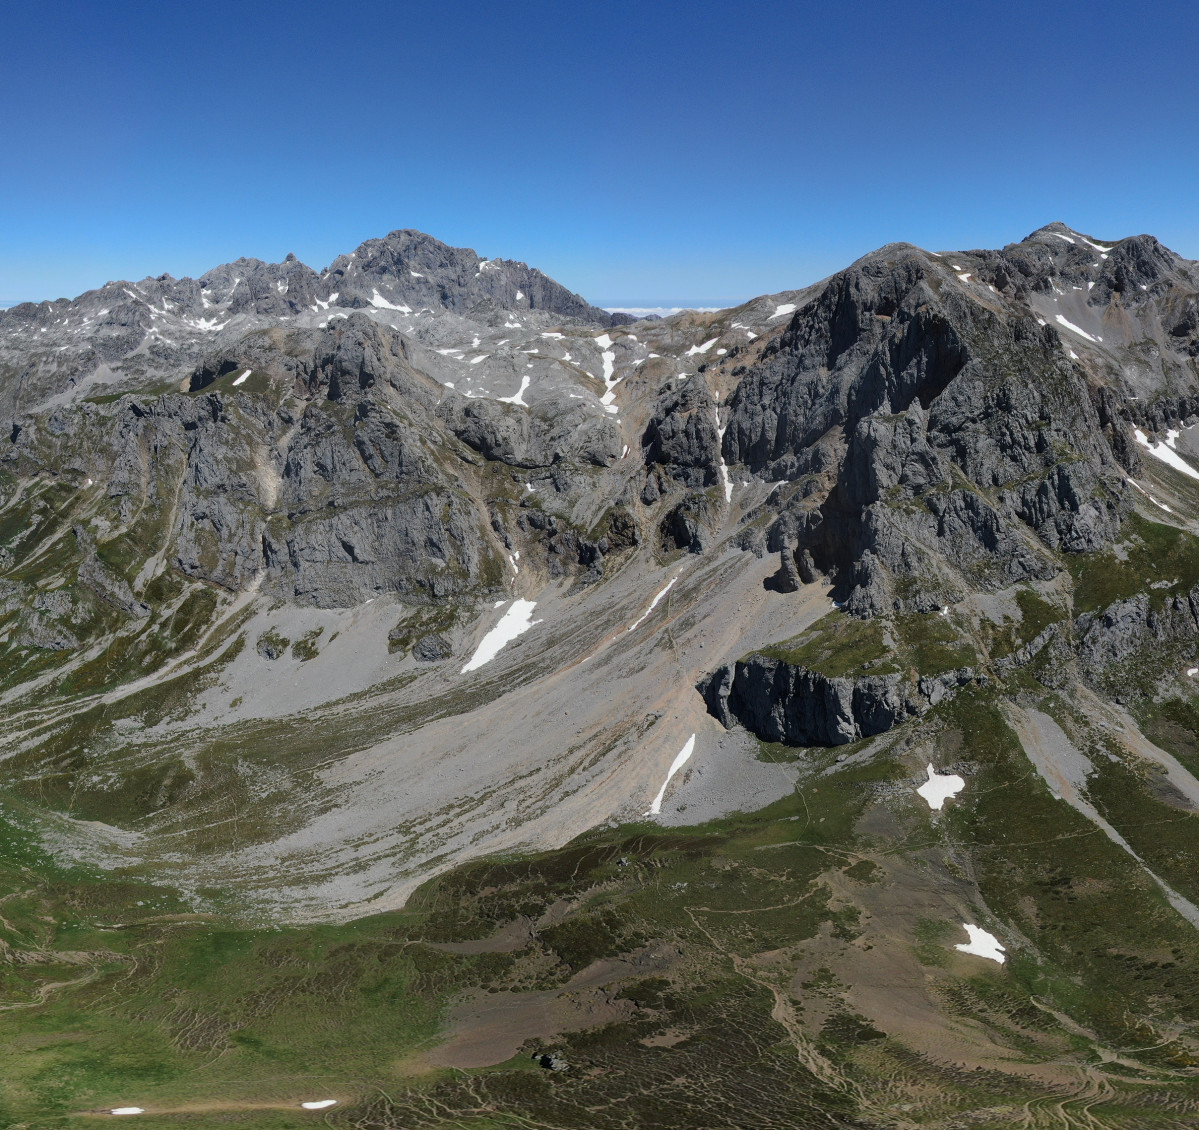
[[2, 0, 1196, 306]]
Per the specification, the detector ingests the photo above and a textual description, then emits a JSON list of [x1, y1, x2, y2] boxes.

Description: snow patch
[[1054, 314, 1102, 343], [301, 1100, 338, 1110], [954, 924, 1006, 964], [461, 600, 538, 672], [370, 289, 411, 314], [686, 336, 719, 356], [1049, 233, 1075, 245], [916, 763, 965, 810], [768, 303, 796, 320], [716, 421, 733, 503], [110, 1110, 145, 1117], [232, 369, 251, 387], [497, 375, 531, 407], [1135, 429, 1199, 482], [646, 735, 696, 816], [628, 577, 678, 632]]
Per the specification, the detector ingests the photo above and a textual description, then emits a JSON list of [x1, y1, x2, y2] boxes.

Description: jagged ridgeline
[[3, 224, 1199, 1125]]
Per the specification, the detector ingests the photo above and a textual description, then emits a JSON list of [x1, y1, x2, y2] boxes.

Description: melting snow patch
[[461, 599, 538, 672], [409, 270, 423, 278], [110, 1110, 145, 1117], [498, 375, 531, 406], [1079, 236, 1113, 253], [954, 924, 1006, 964], [916, 764, 965, 810], [232, 369, 251, 386], [516, 289, 524, 300], [716, 421, 733, 503], [1050, 233, 1075, 245], [628, 577, 678, 632], [301, 1100, 338, 1110], [768, 303, 796, 320], [621, 444, 629, 458], [686, 336, 719, 356], [646, 735, 696, 816], [1189, 668, 1198, 677], [746, 331, 757, 339], [470, 355, 488, 364], [369, 289, 412, 314], [1068, 349, 1079, 359], [1124, 475, 1173, 512], [1135, 429, 1199, 482], [594, 333, 613, 348], [541, 331, 564, 340], [1054, 314, 1102, 343]]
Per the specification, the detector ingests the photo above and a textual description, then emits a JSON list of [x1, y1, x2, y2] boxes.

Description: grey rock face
[[412, 634, 453, 662], [699, 654, 978, 747], [641, 375, 721, 490], [73, 525, 149, 618], [719, 236, 1148, 615], [321, 229, 614, 327], [1074, 584, 1199, 680]]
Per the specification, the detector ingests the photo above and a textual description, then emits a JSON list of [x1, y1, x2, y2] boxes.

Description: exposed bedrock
[[698, 654, 979, 747], [1075, 582, 1199, 682], [721, 248, 1133, 616]]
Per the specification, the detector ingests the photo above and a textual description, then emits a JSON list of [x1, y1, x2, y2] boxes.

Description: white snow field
[[646, 734, 696, 816], [954, 924, 1006, 964], [461, 600, 539, 672], [627, 576, 679, 632], [915, 763, 965, 810], [1135, 429, 1199, 481], [1054, 314, 1102, 343], [231, 369, 251, 386]]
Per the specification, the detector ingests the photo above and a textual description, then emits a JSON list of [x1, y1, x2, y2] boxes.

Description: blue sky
[[2, 0, 1197, 307]]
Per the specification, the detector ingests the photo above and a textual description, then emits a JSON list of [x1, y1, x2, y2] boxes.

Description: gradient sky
[[2, 0, 1197, 307]]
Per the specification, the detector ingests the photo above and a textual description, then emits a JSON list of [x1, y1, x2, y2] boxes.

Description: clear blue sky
[[2, 0, 1197, 307]]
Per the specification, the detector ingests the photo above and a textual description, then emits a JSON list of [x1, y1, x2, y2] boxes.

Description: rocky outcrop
[[1075, 584, 1199, 680], [721, 241, 1136, 616], [699, 654, 979, 747], [641, 375, 721, 490]]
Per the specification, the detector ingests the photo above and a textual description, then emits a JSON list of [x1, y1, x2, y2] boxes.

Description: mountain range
[[2, 221, 1199, 1127]]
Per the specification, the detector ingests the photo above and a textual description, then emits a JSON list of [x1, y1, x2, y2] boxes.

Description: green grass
[[757, 611, 895, 677], [1, 710, 1198, 1125], [1068, 513, 1199, 615], [754, 606, 977, 682]]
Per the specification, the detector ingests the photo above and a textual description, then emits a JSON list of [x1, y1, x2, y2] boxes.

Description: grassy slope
[[2, 692, 1199, 1129]]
